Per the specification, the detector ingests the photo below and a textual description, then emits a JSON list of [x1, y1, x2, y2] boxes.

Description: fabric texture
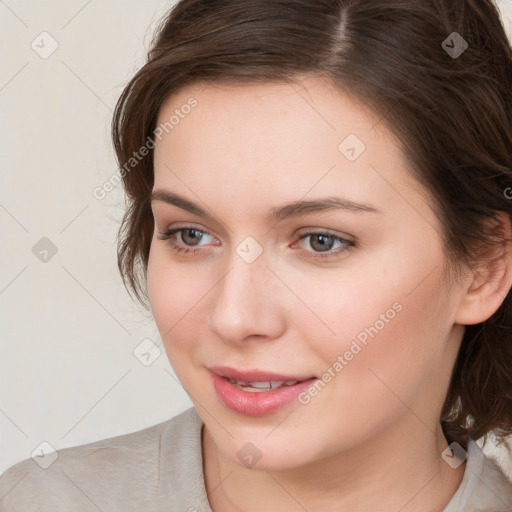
[[1, 406, 511, 511]]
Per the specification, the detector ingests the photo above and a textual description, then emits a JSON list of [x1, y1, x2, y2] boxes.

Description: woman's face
[[148, 76, 468, 470]]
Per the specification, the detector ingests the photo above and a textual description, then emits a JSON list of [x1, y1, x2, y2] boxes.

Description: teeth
[[227, 378, 300, 392]]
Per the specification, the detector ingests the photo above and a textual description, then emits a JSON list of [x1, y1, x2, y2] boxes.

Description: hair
[[111, 0, 512, 442]]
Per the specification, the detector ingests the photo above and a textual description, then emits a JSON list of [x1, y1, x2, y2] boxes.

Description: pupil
[[311, 234, 333, 252], [183, 229, 201, 245]]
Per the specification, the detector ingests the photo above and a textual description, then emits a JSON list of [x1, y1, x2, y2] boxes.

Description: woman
[[1, 0, 512, 510]]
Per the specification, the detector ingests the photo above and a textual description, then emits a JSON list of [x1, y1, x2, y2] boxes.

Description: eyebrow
[[150, 189, 381, 223]]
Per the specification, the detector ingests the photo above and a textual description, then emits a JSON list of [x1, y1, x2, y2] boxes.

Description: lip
[[209, 365, 315, 383], [209, 366, 317, 417]]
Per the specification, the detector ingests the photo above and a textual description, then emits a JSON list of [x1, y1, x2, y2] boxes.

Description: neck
[[202, 414, 466, 512]]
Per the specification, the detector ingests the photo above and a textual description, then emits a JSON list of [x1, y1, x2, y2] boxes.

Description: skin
[[147, 75, 512, 511]]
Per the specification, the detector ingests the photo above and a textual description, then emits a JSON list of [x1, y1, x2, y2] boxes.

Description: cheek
[[291, 247, 453, 408], [310, 239, 449, 362], [147, 245, 191, 360], [147, 250, 197, 390], [146, 243, 219, 372], [315, 273, 452, 425], [147, 243, 205, 330]]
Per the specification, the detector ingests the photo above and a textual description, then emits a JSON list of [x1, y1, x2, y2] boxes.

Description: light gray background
[[1, 0, 511, 478]]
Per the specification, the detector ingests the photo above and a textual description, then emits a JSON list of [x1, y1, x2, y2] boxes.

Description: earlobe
[[454, 215, 512, 326]]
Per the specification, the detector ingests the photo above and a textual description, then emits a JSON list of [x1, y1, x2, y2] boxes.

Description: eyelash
[[156, 227, 356, 260]]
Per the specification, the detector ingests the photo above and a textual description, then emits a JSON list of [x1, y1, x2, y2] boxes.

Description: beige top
[[1, 407, 511, 511]]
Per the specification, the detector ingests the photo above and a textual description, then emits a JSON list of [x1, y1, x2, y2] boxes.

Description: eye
[[156, 226, 355, 260], [156, 227, 217, 255], [295, 231, 355, 259]]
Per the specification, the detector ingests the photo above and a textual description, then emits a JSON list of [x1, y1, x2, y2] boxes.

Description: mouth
[[225, 378, 303, 392], [208, 365, 317, 416], [210, 365, 315, 391]]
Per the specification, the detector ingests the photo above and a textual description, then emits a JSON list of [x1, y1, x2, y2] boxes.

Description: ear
[[454, 212, 512, 326]]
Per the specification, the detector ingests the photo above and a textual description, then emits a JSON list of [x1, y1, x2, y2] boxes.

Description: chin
[[212, 426, 328, 473]]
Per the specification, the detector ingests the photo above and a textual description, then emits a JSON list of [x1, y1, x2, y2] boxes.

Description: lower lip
[[211, 372, 317, 416]]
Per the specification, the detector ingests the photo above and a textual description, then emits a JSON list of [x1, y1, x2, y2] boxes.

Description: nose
[[208, 252, 287, 345]]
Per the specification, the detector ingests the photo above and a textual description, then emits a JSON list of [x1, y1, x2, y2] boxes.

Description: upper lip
[[209, 365, 316, 382]]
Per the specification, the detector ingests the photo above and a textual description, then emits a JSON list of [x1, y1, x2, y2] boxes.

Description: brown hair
[[112, 0, 512, 442]]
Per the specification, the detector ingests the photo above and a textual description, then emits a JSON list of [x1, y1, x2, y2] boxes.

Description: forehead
[[155, 77, 403, 175], [151, 76, 433, 230], [156, 76, 382, 147]]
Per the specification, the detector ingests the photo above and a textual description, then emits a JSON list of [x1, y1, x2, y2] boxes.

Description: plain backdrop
[[1, 0, 512, 478]]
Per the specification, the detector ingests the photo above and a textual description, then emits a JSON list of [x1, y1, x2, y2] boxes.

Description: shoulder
[[0, 407, 205, 512], [444, 438, 512, 512], [475, 444, 512, 510]]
